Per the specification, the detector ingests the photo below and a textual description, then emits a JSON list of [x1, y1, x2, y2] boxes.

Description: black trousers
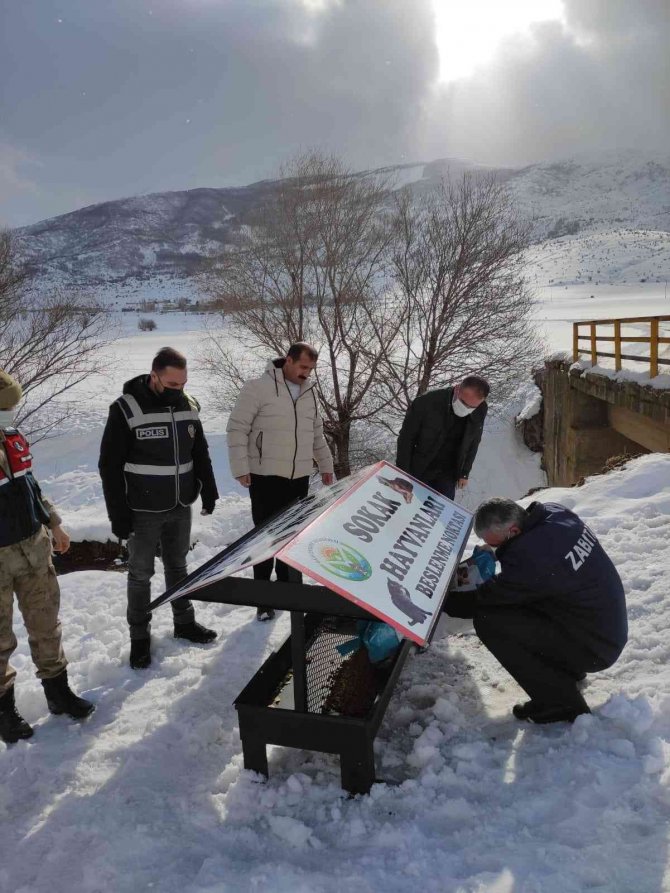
[[425, 475, 456, 500], [249, 474, 310, 582], [127, 505, 194, 639], [474, 605, 612, 707]]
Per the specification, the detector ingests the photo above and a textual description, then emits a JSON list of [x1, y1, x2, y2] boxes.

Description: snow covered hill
[[527, 228, 670, 287], [2, 446, 669, 891], [510, 149, 670, 241], [12, 149, 670, 302]]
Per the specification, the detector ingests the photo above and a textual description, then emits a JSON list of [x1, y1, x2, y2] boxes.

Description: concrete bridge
[[543, 358, 670, 486], [531, 315, 670, 486]]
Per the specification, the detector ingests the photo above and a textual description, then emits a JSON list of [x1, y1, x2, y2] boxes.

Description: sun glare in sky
[[433, 0, 565, 82]]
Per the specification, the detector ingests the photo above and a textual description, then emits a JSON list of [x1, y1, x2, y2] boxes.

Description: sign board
[[150, 468, 370, 607], [152, 462, 473, 645], [278, 462, 472, 644]]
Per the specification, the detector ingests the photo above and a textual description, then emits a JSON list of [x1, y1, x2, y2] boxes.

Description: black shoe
[[256, 607, 276, 622], [130, 637, 152, 669], [42, 671, 95, 719], [0, 687, 34, 743], [174, 621, 217, 644], [513, 700, 541, 720], [513, 699, 590, 724]]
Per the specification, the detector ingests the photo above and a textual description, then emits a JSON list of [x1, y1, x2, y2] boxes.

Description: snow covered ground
[[3, 451, 669, 892], [3, 288, 670, 891]]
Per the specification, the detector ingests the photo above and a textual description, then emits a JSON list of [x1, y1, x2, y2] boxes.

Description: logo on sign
[[137, 426, 169, 440], [308, 539, 372, 582]]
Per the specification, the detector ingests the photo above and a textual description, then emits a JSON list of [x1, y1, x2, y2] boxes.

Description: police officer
[[0, 369, 94, 744], [98, 347, 219, 669], [445, 497, 628, 724]]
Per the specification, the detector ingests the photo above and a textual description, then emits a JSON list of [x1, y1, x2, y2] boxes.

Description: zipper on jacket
[[286, 382, 299, 479]]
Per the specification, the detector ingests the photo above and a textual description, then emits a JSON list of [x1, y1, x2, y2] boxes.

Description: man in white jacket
[[226, 343, 334, 618]]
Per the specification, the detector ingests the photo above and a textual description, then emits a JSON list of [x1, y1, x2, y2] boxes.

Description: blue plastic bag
[[471, 545, 496, 581], [336, 620, 402, 664]]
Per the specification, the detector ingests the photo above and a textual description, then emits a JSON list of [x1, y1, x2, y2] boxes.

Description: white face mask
[[452, 397, 476, 418], [0, 409, 16, 429]]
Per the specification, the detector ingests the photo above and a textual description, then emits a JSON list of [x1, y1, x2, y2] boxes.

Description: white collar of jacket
[[265, 358, 316, 396]]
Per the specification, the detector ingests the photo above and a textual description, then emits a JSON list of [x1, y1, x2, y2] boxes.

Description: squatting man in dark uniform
[[0, 369, 94, 743], [396, 376, 489, 499], [99, 347, 219, 669], [445, 497, 628, 724], [226, 342, 334, 620]]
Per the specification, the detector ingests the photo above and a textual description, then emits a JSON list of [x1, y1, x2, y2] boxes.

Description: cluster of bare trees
[[0, 231, 113, 440], [203, 152, 541, 476]]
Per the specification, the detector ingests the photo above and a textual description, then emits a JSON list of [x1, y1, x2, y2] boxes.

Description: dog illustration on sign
[[386, 578, 433, 626]]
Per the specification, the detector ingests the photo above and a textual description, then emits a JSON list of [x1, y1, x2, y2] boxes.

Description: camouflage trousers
[[0, 526, 67, 694]]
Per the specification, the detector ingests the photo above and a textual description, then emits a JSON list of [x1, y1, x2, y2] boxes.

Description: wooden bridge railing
[[573, 315, 670, 378]]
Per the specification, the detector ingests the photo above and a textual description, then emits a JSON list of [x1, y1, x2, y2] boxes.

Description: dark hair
[[152, 347, 187, 372], [461, 375, 490, 399], [287, 342, 318, 362]]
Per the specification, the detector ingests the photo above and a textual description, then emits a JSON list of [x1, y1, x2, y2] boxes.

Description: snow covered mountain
[[12, 149, 670, 300]]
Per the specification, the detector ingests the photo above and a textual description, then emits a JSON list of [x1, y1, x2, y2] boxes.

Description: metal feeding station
[[149, 462, 473, 795]]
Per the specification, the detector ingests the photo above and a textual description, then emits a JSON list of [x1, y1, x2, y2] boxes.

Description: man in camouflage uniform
[[0, 369, 94, 744]]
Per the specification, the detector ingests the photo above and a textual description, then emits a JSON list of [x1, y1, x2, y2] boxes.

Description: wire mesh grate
[[305, 616, 358, 713]]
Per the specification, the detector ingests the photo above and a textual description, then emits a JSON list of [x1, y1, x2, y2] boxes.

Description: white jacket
[[226, 359, 334, 479]]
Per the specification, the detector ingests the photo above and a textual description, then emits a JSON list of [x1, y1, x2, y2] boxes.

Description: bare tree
[[0, 231, 115, 440], [202, 152, 406, 476], [382, 175, 541, 427]]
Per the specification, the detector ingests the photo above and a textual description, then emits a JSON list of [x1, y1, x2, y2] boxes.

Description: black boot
[[130, 637, 151, 670], [42, 671, 95, 719], [513, 697, 590, 724], [130, 637, 152, 669], [0, 687, 34, 743], [174, 621, 217, 644], [256, 607, 276, 622]]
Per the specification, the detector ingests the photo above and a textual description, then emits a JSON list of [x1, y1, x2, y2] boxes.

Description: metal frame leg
[[290, 611, 308, 713], [340, 736, 376, 795], [241, 732, 269, 778]]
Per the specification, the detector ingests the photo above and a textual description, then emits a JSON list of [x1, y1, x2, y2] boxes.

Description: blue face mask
[[0, 409, 16, 428]]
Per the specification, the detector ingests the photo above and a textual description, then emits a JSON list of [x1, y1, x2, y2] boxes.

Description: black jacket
[[446, 502, 628, 665], [98, 375, 218, 533], [396, 387, 487, 482]]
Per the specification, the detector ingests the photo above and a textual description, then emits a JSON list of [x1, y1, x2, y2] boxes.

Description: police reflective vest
[[0, 429, 51, 547], [115, 392, 202, 512]]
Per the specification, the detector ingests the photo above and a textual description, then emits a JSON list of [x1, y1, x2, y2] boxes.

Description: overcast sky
[[1, 0, 668, 227]]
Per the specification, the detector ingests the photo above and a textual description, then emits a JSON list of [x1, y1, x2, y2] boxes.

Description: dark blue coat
[[446, 502, 628, 664]]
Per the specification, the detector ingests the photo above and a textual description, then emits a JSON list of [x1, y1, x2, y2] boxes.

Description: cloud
[[0, 143, 41, 203], [0, 0, 668, 225], [421, 0, 670, 165]]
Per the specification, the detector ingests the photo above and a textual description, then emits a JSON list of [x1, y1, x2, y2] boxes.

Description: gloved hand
[[200, 501, 216, 516], [111, 517, 132, 540]]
